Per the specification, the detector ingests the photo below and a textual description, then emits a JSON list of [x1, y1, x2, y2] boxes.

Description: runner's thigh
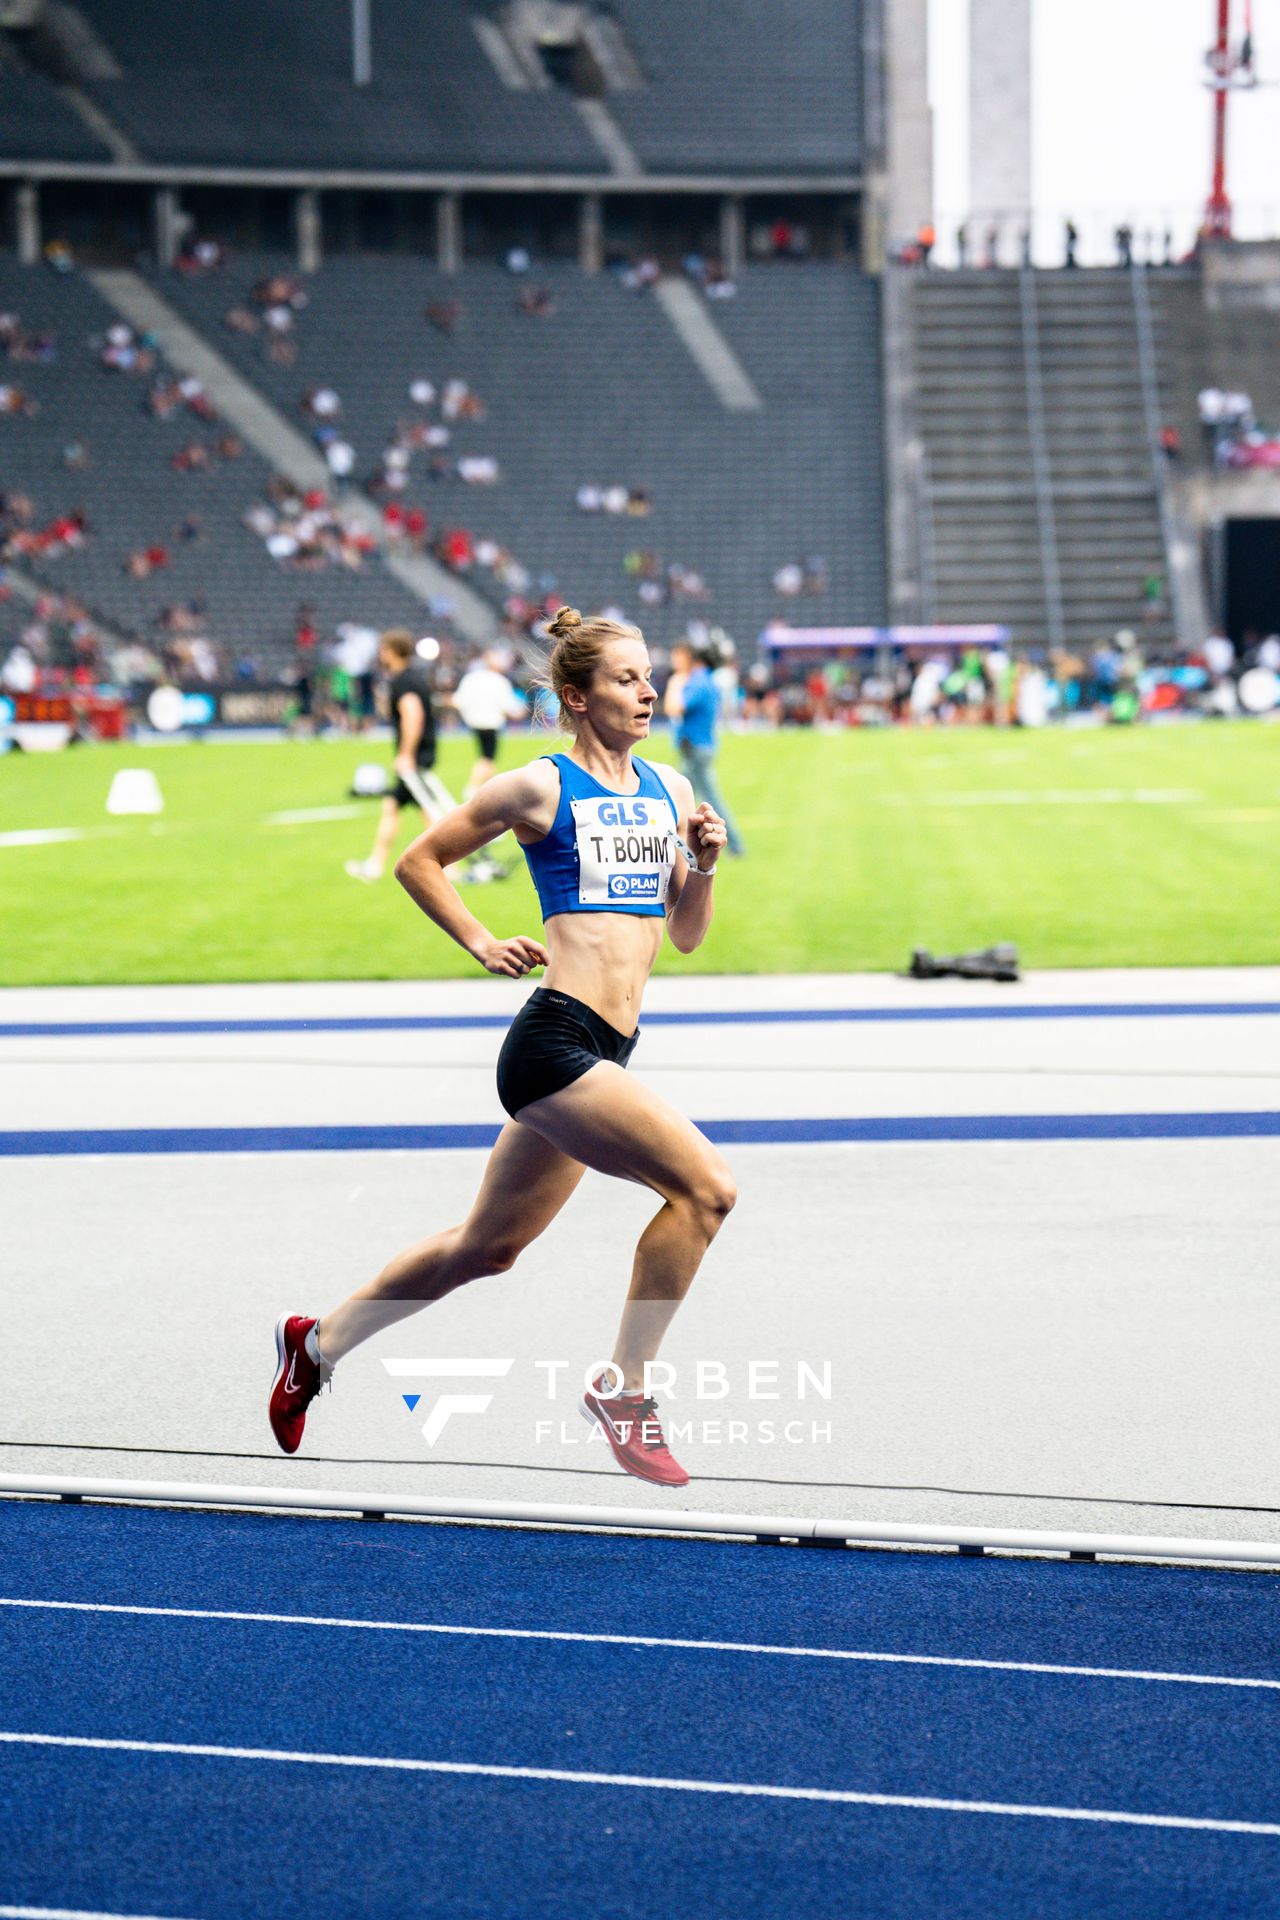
[[459, 1117, 587, 1253], [517, 1062, 730, 1202]]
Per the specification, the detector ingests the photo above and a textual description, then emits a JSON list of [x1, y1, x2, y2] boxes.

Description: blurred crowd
[[755, 628, 1278, 728], [1197, 386, 1280, 472]]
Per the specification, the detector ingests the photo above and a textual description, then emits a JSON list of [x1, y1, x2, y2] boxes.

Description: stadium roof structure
[[0, 0, 869, 190]]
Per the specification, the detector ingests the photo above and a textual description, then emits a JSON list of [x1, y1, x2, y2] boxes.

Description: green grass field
[[2, 724, 1277, 985]]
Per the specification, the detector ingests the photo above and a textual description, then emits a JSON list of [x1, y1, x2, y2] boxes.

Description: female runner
[[269, 606, 735, 1487]]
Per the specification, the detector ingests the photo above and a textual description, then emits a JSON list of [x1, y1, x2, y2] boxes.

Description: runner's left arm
[[657, 766, 725, 953]]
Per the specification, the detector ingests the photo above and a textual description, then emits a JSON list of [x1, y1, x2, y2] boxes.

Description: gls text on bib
[[571, 794, 677, 906]]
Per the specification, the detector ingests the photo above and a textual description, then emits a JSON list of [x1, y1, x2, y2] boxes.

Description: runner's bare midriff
[[540, 909, 663, 1034]]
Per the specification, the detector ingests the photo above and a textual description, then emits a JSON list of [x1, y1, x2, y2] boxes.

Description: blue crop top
[[521, 753, 680, 920]]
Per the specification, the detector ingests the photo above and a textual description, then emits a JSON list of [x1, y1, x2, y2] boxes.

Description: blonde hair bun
[[546, 605, 583, 640]]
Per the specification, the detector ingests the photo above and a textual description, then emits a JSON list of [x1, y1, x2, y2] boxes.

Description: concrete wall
[[885, 0, 933, 253], [969, 0, 1031, 246]]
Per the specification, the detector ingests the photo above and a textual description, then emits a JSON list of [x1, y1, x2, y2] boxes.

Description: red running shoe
[[580, 1374, 689, 1488], [268, 1314, 331, 1455]]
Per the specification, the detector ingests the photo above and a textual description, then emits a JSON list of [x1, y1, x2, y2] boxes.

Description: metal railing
[[1130, 259, 1203, 647], [1017, 267, 1066, 649]]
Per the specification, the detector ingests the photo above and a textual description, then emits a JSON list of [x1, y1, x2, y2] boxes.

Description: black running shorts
[[473, 727, 499, 760], [496, 988, 639, 1119]]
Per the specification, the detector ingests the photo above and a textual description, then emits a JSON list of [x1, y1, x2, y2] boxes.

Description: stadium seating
[[0, 259, 427, 660], [149, 251, 887, 649], [0, 66, 112, 163], [67, 0, 602, 172], [910, 268, 1175, 648], [51, 0, 861, 176], [606, 0, 863, 174]]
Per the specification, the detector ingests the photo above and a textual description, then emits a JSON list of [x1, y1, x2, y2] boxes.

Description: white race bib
[[571, 793, 676, 907]]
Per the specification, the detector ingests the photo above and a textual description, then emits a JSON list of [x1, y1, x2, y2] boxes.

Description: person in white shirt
[[452, 649, 526, 800]]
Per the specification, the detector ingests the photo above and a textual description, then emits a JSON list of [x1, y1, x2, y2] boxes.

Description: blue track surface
[[4, 1111, 1280, 1155], [2, 1500, 1278, 1917], [3, 999, 1280, 1036]]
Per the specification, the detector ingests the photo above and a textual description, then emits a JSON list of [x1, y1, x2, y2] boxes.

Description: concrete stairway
[[910, 269, 1173, 649]]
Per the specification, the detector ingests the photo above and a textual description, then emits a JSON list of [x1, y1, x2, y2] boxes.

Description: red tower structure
[[1203, 0, 1256, 239]]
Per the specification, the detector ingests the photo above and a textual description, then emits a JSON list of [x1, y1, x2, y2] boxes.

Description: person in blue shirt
[[269, 605, 733, 1490], [665, 640, 746, 857]]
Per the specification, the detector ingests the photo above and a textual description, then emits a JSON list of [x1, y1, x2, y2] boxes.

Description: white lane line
[[2, 1597, 1275, 1694], [262, 806, 363, 826], [0, 1907, 192, 1919], [881, 790, 1202, 808], [2, 1730, 1277, 1837], [0, 829, 86, 849]]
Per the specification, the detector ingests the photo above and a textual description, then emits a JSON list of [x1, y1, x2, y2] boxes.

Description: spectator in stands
[[439, 527, 475, 571], [665, 640, 745, 857], [263, 307, 297, 365], [0, 313, 56, 364], [917, 221, 936, 267], [442, 378, 485, 422], [956, 223, 970, 267], [516, 285, 556, 318], [253, 272, 307, 312], [616, 256, 659, 293], [772, 561, 803, 597], [0, 383, 37, 417], [1141, 571, 1164, 624], [1064, 219, 1080, 268], [409, 378, 436, 406], [575, 484, 603, 513], [505, 247, 532, 274], [426, 297, 461, 336], [1159, 424, 1182, 460], [1115, 223, 1134, 268], [458, 455, 499, 485], [669, 564, 709, 602], [178, 237, 227, 275], [302, 386, 341, 423], [1204, 631, 1236, 680], [44, 239, 74, 274], [101, 324, 154, 375], [124, 542, 169, 580], [983, 223, 1000, 269], [180, 376, 214, 419], [2, 642, 38, 692]]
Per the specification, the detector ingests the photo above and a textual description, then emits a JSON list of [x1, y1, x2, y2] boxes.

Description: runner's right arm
[[394, 763, 553, 977]]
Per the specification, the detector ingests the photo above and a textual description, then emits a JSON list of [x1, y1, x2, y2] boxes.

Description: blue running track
[[2, 1499, 1279, 1918]]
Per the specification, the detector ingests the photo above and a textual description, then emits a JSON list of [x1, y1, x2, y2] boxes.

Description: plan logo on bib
[[608, 871, 661, 901]]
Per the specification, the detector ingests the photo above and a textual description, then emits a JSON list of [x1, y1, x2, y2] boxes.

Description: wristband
[[684, 863, 716, 878]]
